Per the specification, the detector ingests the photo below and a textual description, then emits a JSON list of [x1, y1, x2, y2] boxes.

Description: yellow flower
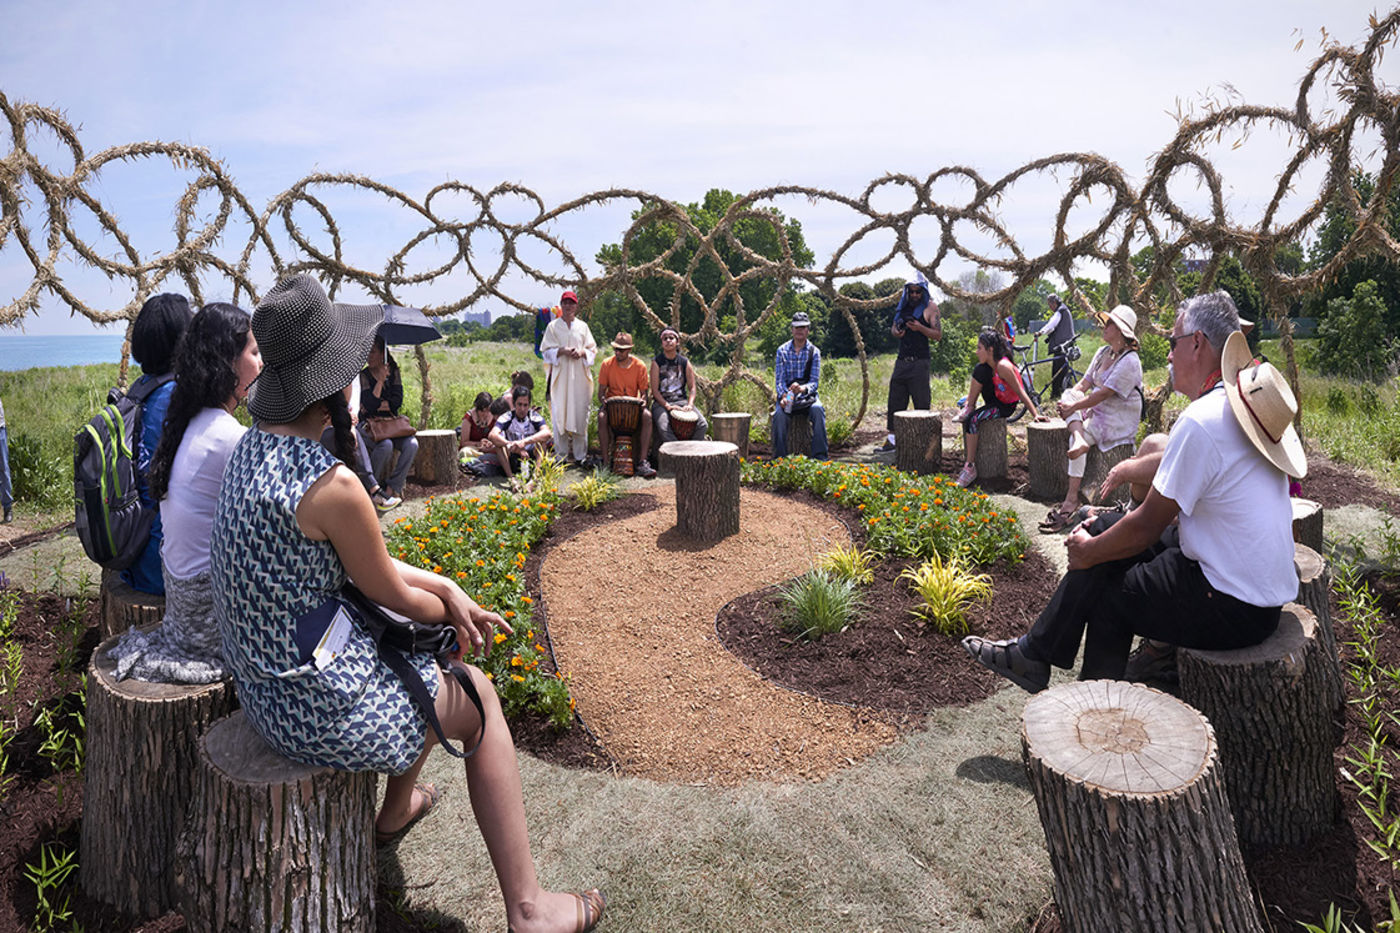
[[493, 632, 507, 644], [511, 674, 526, 683], [511, 656, 523, 667]]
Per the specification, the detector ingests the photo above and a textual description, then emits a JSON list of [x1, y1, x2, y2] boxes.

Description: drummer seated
[[597, 331, 656, 478], [486, 386, 552, 478], [650, 326, 708, 444]]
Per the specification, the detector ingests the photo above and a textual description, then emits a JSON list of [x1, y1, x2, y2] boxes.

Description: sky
[[0, 0, 1392, 334]]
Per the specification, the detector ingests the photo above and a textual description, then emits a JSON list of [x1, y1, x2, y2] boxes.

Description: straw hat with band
[[1221, 330, 1307, 478], [611, 332, 634, 350], [248, 274, 384, 424], [1096, 304, 1137, 342]]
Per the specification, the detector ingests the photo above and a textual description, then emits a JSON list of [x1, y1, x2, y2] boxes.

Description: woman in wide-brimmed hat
[[210, 274, 604, 933], [1040, 305, 1144, 532]]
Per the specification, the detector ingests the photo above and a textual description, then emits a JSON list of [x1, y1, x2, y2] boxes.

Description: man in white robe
[[539, 289, 597, 464]]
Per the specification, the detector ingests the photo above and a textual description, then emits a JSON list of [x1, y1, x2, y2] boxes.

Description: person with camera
[[882, 273, 942, 451]]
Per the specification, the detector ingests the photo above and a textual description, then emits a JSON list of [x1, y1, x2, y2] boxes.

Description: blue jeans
[[0, 425, 11, 511], [772, 401, 828, 459], [369, 435, 418, 495]]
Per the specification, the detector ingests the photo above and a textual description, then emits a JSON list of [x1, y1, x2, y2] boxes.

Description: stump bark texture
[[1179, 604, 1338, 848], [100, 569, 165, 640], [1022, 680, 1261, 933], [969, 417, 1007, 479], [411, 428, 458, 486], [1295, 543, 1344, 724], [175, 710, 377, 933], [660, 440, 740, 542], [893, 410, 942, 475], [81, 634, 236, 918], [710, 412, 751, 461], [1083, 442, 1134, 506], [1292, 498, 1324, 553], [786, 410, 812, 457], [1027, 419, 1069, 500]]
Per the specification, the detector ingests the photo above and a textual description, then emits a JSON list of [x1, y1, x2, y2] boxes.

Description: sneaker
[[878, 434, 896, 451], [955, 463, 977, 487], [1, 506, 10, 524], [637, 459, 657, 479], [373, 493, 402, 512]]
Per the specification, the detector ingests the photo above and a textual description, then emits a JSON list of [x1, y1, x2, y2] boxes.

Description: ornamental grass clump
[[900, 552, 993, 636], [815, 544, 876, 586], [778, 570, 863, 641], [567, 467, 624, 511], [386, 489, 574, 728]]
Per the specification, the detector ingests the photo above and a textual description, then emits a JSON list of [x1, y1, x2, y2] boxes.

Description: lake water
[[0, 334, 129, 372]]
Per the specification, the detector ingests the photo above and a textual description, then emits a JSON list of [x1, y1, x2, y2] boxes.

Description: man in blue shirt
[[772, 311, 828, 459]]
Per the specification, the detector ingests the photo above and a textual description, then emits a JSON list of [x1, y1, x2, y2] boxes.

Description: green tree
[[594, 189, 816, 363], [1313, 280, 1396, 381], [1304, 170, 1400, 339], [1011, 279, 1057, 334]]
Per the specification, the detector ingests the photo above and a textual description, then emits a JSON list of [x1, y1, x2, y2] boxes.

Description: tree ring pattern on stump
[[1076, 708, 1150, 755]]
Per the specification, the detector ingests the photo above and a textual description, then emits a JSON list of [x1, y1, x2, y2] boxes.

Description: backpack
[[73, 373, 173, 570]]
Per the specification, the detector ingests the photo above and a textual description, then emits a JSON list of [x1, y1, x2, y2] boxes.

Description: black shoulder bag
[[341, 583, 488, 759], [788, 351, 816, 414]]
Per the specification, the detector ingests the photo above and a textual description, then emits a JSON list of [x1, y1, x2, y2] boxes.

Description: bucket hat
[[611, 332, 634, 350], [1097, 304, 1137, 341], [248, 274, 383, 424], [1221, 331, 1307, 477]]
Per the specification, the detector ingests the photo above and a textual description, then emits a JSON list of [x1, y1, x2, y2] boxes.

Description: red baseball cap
[[561, 289, 579, 304]]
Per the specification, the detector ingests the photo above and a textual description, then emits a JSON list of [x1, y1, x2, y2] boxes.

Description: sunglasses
[[1167, 331, 1200, 351]]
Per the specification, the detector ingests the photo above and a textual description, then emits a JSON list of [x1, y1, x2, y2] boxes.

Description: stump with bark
[[968, 417, 1007, 479], [175, 710, 377, 933], [1083, 442, 1134, 506], [1292, 498, 1324, 553], [660, 440, 740, 542], [1179, 603, 1338, 848], [775, 410, 812, 458], [1295, 543, 1345, 732], [1022, 679, 1261, 933], [893, 410, 941, 475], [80, 634, 236, 918], [710, 412, 751, 460], [410, 428, 458, 486], [1027, 418, 1069, 500], [100, 569, 165, 640]]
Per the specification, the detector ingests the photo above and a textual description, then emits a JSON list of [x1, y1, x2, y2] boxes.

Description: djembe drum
[[670, 407, 699, 440], [605, 396, 644, 476]]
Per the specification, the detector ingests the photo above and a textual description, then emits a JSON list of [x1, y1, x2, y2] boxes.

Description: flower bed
[[741, 457, 1028, 565]]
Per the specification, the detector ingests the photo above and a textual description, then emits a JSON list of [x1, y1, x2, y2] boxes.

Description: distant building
[[459, 309, 492, 327], [1181, 258, 1208, 275]]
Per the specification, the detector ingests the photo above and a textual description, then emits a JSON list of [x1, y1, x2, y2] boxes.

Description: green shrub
[[1313, 280, 1396, 382], [1137, 331, 1169, 371], [814, 544, 875, 586], [777, 570, 863, 640], [1326, 387, 1352, 416], [1358, 384, 1382, 417], [567, 468, 623, 511], [8, 433, 67, 510]]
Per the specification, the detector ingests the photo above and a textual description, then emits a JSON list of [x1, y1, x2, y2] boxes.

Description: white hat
[[1097, 304, 1137, 341], [1221, 331, 1307, 478]]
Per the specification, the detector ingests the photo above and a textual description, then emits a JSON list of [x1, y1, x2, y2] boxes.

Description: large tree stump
[[893, 410, 941, 475], [710, 412, 751, 460], [968, 417, 1007, 479], [1027, 418, 1069, 500], [80, 633, 236, 918], [1022, 680, 1261, 933], [1083, 442, 1134, 506], [100, 569, 165, 640], [1295, 543, 1344, 730], [660, 440, 740, 542], [410, 428, 458, 486], [772, 410, 812, 457], [175, 710, 377, 933], [1292, 498, 1324, 553], [1179, 604, 1338, 848]]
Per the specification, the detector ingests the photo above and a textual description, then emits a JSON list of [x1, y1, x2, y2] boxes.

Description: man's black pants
[[886, 357, 931, 432], [1025, 517, 1282, 680]]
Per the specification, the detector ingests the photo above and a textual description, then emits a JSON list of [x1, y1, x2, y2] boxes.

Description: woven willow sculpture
[[3, 9, 1397, 430]]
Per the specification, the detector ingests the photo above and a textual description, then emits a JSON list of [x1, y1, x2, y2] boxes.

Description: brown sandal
[[508, 889, 606, 933], [374, 781, 439, 846]]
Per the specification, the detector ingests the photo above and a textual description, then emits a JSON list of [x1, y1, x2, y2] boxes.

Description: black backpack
[[74, 373, 173, 570]]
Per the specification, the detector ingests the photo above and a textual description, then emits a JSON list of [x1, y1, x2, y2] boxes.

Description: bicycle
[[1007, 333, 1084, 422]]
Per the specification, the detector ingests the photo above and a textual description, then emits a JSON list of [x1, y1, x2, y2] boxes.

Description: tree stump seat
[[659, 440, 740, 543], [100, 569, 165, 640], [1179, 603, 1339, 849], [967, 417, 1007, 480], [1292, 498, 1324, 553], [768, 409, 812, 457], [1294, 542, 1343, 722], [175, 710, 378, 933], [710, 412, 751, 461], [1026, 418, 1069, 500], [1022, 679, 1262, 932], [410, 428, 459, 487], [80, 632, 237, 918], [893, 410, 942, 475], [1082, 441, 1134, 506]]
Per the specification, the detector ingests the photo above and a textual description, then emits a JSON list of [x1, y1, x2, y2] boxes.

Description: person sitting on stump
[[772, 311, 828, 459], [961, 291, 1306, 692], [953, 328, 1042, 487], [487, 386, 552, 479], [650, 327, 708, 444], [596, 331, 656, 477]]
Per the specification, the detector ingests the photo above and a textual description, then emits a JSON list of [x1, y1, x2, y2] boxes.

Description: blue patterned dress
[[210, 429, 437, 773]]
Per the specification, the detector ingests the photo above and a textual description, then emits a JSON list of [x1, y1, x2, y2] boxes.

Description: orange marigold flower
[[523, 596, 534, 604], [457, 571, 467, 579], [493, 632, 507, 644], [504, 610, 516, 619], [511, 656, 523, 667], [511, 674, 526, 683]]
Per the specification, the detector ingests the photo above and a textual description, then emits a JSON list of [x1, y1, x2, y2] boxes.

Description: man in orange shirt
[[596, 332, 656, 478]]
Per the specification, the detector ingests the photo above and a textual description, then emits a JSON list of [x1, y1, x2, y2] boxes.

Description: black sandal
[[1038, 507, 1074, 533], [961, 636, 1050, 693]]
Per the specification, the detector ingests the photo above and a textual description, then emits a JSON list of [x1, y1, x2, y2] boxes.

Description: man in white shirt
[[963, 291, 1305, 692]]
